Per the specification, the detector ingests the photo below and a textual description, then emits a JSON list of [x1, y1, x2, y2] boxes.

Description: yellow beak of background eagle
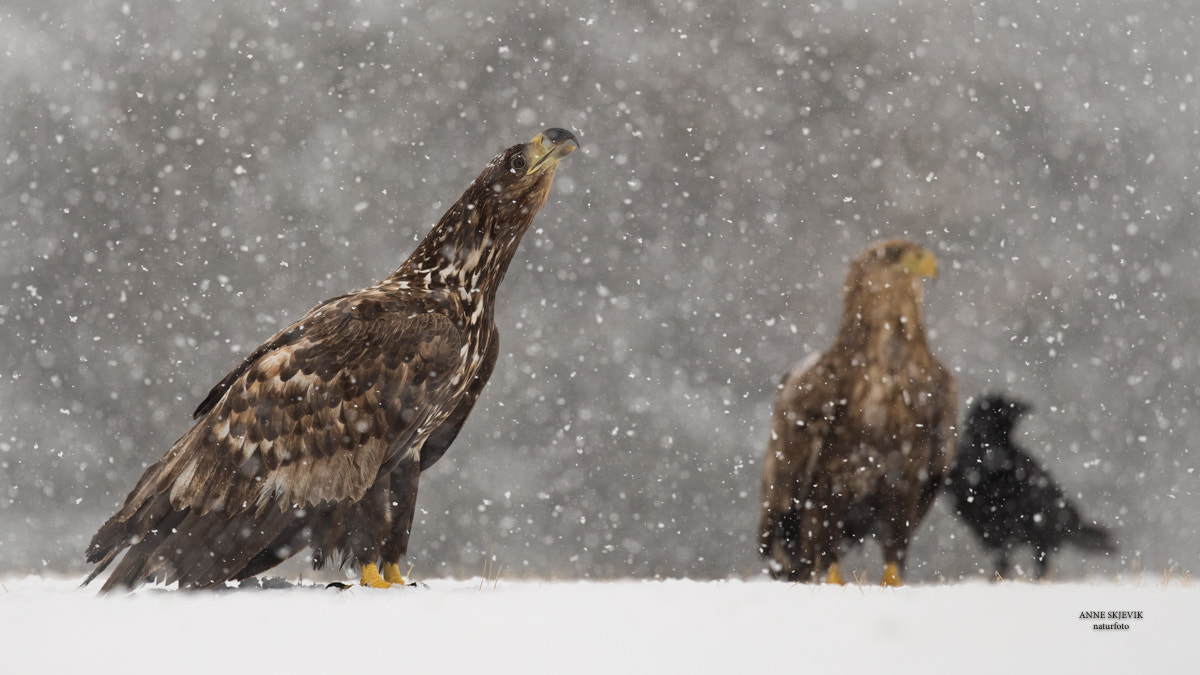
[[898, 247, 939, 280], [525, 127, 579, 175]]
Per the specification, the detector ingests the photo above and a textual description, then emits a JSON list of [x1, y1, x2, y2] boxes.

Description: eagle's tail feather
[[233, 518, 311, 581], [760, 507, 817, 582], [165, 506, 298, 588], [81, 547, 121, 588], [98, 537, 166, 592], [85, 493, 185, 592], [757, 510, 778, 560], [158, 509, 243, 587], [90, 503, 301, 592]]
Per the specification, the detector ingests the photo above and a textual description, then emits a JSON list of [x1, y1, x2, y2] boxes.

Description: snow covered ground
[[3, 574, 1191, 673]]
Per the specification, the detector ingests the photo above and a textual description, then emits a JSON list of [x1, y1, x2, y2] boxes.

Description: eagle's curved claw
[[881, 562, 904, 587], [825, 563, 845, 585], [354, 562, 409, 588]]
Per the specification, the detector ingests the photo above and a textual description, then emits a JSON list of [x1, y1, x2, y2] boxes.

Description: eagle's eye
[[510, 154, 527, 172]]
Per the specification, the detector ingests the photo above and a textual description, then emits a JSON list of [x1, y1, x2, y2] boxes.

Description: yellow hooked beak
[[898, 247, 938, 279], [525, 127, 579, 175]]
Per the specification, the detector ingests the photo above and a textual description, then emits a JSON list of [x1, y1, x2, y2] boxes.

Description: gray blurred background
[[1, 0, 1196, 583]]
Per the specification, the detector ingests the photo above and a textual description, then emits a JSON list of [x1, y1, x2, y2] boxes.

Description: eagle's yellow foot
[[825, 563, 845, 585], [382, 563, 407, 586], [359, 563, 396, 589], [881, 561, 903, 587]]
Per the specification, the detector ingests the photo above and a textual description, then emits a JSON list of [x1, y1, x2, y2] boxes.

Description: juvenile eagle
[[948, 393, 1115, 579], [85, 128, 578, 591], [759, 239, 957, 586]]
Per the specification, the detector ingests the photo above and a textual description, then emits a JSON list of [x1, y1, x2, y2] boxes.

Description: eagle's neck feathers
[[836, 277, 929, 360], [382, 173, 551, 327]]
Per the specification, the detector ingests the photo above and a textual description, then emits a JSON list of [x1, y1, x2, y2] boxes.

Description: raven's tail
[[1071, 522, 1116, 553]]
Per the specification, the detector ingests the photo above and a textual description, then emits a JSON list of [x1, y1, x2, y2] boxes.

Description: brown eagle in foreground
[[759, 239, 957, 586], [85, 128, 578, 591]]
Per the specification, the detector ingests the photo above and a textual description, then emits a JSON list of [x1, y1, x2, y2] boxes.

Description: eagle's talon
[[359, 563, 397, 589], [825, 563, 845, 585], [382, 562, 407, 586], [881, 562, 903, 587]]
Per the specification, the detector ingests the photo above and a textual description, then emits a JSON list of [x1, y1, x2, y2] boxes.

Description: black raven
[[948, 394, 1115, 579]]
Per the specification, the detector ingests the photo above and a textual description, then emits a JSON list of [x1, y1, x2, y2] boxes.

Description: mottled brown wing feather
[[759, 354, 834, 543], [191, 294, 358, 420], [194, 328, 293, 420], [419, 325, 498, 472], [124, 290, 470, 519]]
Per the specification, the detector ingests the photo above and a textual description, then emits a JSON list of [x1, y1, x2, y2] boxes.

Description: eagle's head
[[514, 127, 580, 177], [403, 127, 578, 293], [466, 128, 579, 222], [838, 238, 939, 346], [849, 238, 938, 295]]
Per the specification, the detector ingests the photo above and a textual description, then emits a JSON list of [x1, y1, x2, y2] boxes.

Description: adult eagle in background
[[85, 128, 579, 591], [759, 239, 957, 586]]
